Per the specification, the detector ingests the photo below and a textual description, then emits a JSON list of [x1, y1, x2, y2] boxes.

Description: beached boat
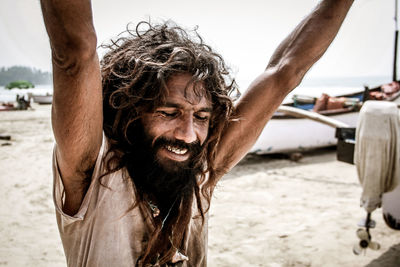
[[250, 83, 400, 154], [32, 94, 52, 104], [0, 103, 15, 111]]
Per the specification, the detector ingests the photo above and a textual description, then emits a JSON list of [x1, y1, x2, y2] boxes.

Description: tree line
[[0, 66, 52, 86]]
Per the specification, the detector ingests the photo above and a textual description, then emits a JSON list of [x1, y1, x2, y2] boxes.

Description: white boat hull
[[32, 95, 53, 104], [250, 111, 359, 154]]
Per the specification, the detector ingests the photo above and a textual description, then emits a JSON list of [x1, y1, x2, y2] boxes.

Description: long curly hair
[[100, 21, 238, 265]]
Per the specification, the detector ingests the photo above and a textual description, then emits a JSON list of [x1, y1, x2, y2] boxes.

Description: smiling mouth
[[165, 145, 188, 155]]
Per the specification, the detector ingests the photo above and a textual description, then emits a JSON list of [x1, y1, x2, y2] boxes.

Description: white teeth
[[166, 145, 187, 155]]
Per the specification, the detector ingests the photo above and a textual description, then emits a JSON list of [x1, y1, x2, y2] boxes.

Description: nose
[[174, 114, 197, 144]]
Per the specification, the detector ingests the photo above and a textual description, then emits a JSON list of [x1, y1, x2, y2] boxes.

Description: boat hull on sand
[[250, 111, 358, 154], [32, 95, 53, 105], [250, 89, 400, 154]]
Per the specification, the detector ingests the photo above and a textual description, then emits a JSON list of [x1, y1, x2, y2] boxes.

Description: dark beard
[[124, 123, 204, 215]]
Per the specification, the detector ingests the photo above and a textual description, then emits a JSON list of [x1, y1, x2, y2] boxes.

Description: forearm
[[267, 0, 354, 89], [214, 0, 354, 174]]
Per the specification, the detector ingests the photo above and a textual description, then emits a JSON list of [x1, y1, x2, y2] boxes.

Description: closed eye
[[157, 110, 178, 118], [194, 113, 210, 122]]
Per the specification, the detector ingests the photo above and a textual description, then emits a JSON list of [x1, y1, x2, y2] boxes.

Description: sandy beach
[[1, 104, 399, 267]]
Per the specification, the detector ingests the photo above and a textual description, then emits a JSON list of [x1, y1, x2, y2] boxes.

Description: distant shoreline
[[0, 85, 53, 102], [0, 76, 393, 103]]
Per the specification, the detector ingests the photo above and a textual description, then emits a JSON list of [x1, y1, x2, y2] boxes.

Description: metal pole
[[277, 106, 350, 129]]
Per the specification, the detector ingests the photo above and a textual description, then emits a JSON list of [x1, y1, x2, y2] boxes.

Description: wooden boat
[[250, 83, 400, 154], [0, 103, 15, 111], [32, 94, 53, 105]]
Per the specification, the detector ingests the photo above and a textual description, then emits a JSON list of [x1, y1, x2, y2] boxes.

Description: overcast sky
[[0, 0, 397, 89]]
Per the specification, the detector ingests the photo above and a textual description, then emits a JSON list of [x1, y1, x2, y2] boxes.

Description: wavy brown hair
[[100, 21, 238, 265]]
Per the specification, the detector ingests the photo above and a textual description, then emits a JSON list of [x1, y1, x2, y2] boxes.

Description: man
[[41, 0, 354, 266]]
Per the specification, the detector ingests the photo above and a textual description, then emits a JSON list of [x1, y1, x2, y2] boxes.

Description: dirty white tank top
[[52, 134, 208, 266]]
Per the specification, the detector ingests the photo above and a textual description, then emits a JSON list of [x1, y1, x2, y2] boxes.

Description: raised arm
[[214, 0, 354, 175], [41, 0, 103, 215]]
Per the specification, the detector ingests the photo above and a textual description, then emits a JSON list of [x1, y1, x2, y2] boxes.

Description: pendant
[[148, 201, 160, 217]]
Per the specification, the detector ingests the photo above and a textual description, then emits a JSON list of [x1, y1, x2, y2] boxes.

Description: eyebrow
[[163, 102, 213, 113]]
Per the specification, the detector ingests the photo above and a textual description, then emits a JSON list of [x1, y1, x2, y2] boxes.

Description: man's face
[[141, 73, 212, 171]]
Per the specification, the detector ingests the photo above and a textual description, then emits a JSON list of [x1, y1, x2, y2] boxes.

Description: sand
[[0, 104, 399, 267]]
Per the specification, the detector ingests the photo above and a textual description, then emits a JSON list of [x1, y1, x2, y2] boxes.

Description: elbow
[[268, 59, 306, 92], [51, 34, 98, 76], [266, 54, 311, 92]]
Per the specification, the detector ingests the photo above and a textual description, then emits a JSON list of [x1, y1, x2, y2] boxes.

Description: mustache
[[153, 137, 202, 156]]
